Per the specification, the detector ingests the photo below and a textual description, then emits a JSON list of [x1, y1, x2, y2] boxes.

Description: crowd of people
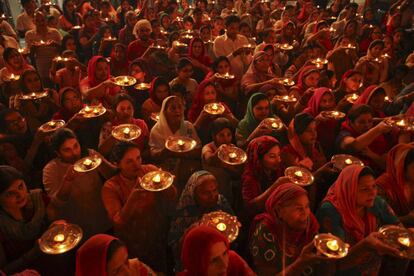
[[0, 0, 413, 275]]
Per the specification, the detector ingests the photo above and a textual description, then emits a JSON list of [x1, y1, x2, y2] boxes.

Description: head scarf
[[177, 170, 215, 210], [244, 51, 274, 83], [303, 87, 333, 117], [253, 183, 319, 257], [323, 165, 377, 242], [3, 48, 32, 76], [237, 93, 270, 139], [187, 80, 216, 123], [180, 225, 229, 276], [296, 66, 319, 96], [87, 56, 110, 88], [149, 77, 170, 106], [340, 69, 361, 88], [375, 143, 414, 215], [188, 37, 211, 66], [354, 85, 385, 117], [75, 234, 117, 276]]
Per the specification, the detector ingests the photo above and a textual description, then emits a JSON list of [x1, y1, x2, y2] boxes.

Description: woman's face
[[165, 97, 184, 124], [345, 74, 363, 91], [206, 242, 229, 276], [0, 179, 28, 210], [371, 27, 383, 40], [118, 148, 142, 179], [213, 128, 232, 146], [116, 99, 134, 121], [319, 92, 335, 111], [356, 174, 377, 208], [252, 99, 270, 122], [178, 64, 193, 79], [24, 72, 42, 92], [200, 28, 211, 41], [278, 195, 311, 230], [194, 176, 219, 209], [65, 0, 75, 13], [65, 38, 76, 51], [369, 92, 385, 111], [304, 72, 320, 88], [4, 111, 27, 135], [192, 41, 203, 57], [203, 85, 217, 103], [345, 22, 357, 36], [155, 84, 170, 102], [107, 246, 130, 276], [299, 121, 317, 146], [216, 60, 230, 75], [7, 51, 23, 69], [262, 145, 281, 172], [130, 64, 145, 80], [114, 47, 125, 61], [214, 19, 224, 32], [161, 16, 170, 28], [95, 61, 109, 82], [351, 113, 373, 134], [62, 90, 82, 113], [370, 45, 383, 58], [103, 28, 112, 38]]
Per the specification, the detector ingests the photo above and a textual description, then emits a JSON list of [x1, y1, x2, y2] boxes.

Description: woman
[[92, 25, 115, 57], [241, 51, 280, 97], [149, 96, 201, 189], [354, 85, 387, 118], [109, 43, 129, 77], [179, 225, 254, 276], [236, 93, 286, 147], [75, 234, 155, 276], [326, 36, 359, 81], [58, 0, 82, 31], [141, 77, 170, 122], [336, 104, 394, 173], [250, 183, 324, 275], [242, 136, 287, 215], [52, 87, 83, 122], [317, 165, 401, 275], [375, 143, 414, 226], [355, 40, 389, 87], [169, 171, 233, 271], [281, 112, 326, 171], [99, 93, 149, 157], [303, 88, 339, 158], [129, 58, 152, 84], [80, 55, 119, 107], [102, 142, 175, 274], [0, 48, 33, 85], [188, 80, 238, 143], [0, 166, 65, 275], [295, 65, 320, 98], [187, 37, 212, 83], [333, 70, 363, 114]]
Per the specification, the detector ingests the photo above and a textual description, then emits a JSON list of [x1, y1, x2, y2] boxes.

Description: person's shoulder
[[43, 158, 61, 171]]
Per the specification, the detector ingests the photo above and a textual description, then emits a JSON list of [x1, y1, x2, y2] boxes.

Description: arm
[[340, 122, 391, 152]]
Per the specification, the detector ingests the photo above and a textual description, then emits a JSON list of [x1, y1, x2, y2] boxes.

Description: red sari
[[354, 85, 386, 118]]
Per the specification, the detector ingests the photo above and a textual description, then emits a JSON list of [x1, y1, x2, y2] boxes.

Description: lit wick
[[332, 111, 339, 116], [397, 119, 406, 127], [177, 139, 185, 149], [123, 76, 129, 85], [152, 173, 161, 184], [49, 121, 57, 128], [216, 222, 227, 231], [295, 170, 303, 177], [228, 152, 237, 160], [83, 158, 93, 167], [84, 106, 92, 113], [123, 127, 131, 137], [345, 158, 353, 165], [212, 103, 219, 111], [326, 239, 339, 251], [271, 122, 279, 129], [53, 234, 65, 243], [93, 108, 100, 115], [398, 237, 411, 247]]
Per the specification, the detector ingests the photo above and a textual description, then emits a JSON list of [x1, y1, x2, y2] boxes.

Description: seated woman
[[241, 51, 282, 97], [79, 55, 120, 107], [49, 50, 85, 90], [52, 87, 83, 122], [149, 96, 201, 190], [336, 104, 395, 173], [303, 87, 339, 158], [92, 25, 116, 57], [0, 109, 50, 188], [179, 225, 254, 276], [0, 47, 33, 85], [109, 43, 129, 77], [102, 142, 175, 274], [333, 70, 363, 114], [355, 40, 389, 87], [169, 170, 233, 271], [236, 93, 287, 148], [141, 77, 170, 123], [75, 234, 155, 276], [376, 144, 414, 227], [281, 112, 327, 171], [188, 80, 238, 144], [99, 93, 149, 158], [316, 165, 403, 275], [187, 37, 212, 83], [242, 136, 289, 216], [250, 183, 325, 275], [354, 85, 387, 118], [293, 65, 320, 98], [326, 36, 359, 81], [15, 69, 59, 132], [58, 0, 82, 31]]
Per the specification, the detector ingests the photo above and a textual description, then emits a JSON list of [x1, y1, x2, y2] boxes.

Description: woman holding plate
[[102, 142, 176, 274]]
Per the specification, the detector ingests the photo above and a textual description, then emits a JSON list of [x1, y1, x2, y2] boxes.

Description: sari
[[236, 93, 269, 140], [354, 85, 386, 118], [355, 40, 388, 87], [296, 66, 319, 96]]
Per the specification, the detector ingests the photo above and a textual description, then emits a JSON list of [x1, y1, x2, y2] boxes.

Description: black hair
[[170, 83, 187, 96], [348, 104, 374, 122], [176, 57, 192, 70], [210, 117, 234, 139], [61, 34, 75, 52], [294, 112, 315, 135], [183, 15, 194, 24], [359, 166, 375, 178], [106, 239, 125, 265], [50, 128, 78, 153], [59, 87, 80, 106], [0, 108, 20, 133], [2, 47, 19, 63], [225, 15, 240, 27], [368, 39, 385, 50], [111, 141, 140, 163], [404, 148, 414, 172], [19, 69, 43, 94], [200, 25, 211, 33], [112, 93, 135, 111], [212, 56, 230, 73], [20, 0, 33, 7], [239, 22, 251, 31], [0, 166, 24, 195]]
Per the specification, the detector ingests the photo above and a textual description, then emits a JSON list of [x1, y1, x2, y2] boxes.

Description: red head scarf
[[296, 65, 319, 96], [4, 49, 32, 75], [187, 80, 215, 122], [180, 225, 229, 276], [253, 183, 319, 257], [75, 234, 118, 276], [375, 143, 414, 215], [303, 87, 333, 117], [354, 85, 385, 117], [87, 55, 110, 87], [188, 37, 211, 66], [323, 165, 377, 242], [340, 69, 361, 88]]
